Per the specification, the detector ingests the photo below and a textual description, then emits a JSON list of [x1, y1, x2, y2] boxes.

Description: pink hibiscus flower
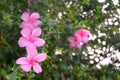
[[16, 52, 47, 73], [67, 36, 82, 49], [20, 12, 42, 29], [74, 29, 91, 43], [18, 27, 45, 50]]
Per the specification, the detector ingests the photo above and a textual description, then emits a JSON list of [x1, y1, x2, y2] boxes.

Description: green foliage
[[0, 0, 120, 80]]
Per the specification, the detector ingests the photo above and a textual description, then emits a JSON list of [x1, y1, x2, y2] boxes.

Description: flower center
[[29, 19, 35, 24], [29, 36, 35, 42], [29, 59, 35, 65]]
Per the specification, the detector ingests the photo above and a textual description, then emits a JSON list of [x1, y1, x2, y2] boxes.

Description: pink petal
[[33, 20, 42, 27], [76, 43, 82, 49], [30, 12, 40, 19], [75, 36, 82, 42], [31, 28, 42, 37], [26, 43, 36, 48], [21, 64, 32, 72], [33, 63, 42, 73], [83, 30, 91, 36], [74, 29, 85, 37], [34, 38, 45, 47], [20, 22, 30, 28], [21, 12, 30, 21], [75, 29, 91, 37], [34, 53, 47, 62], [26, 45, 37, 58], [20, 22, 36, 30], [67, 36, 76, 43], [82, 37, 89, 43], [18, 37, 29, 47], [29, 24, 37, 30], [16, 57, 29, 64], [21, 28, 31, 38]]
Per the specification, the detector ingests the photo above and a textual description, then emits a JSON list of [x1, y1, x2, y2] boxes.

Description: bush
[[0, 0, 120, 80]]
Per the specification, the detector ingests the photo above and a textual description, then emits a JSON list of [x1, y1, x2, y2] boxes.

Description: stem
[[27, 0, 31, 13], [28, 0, 31, 9]]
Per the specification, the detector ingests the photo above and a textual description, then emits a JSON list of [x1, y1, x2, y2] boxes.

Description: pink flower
[[16, 52, 47, 73], [18, 27, 45, 50], [74, 29, 91, 43], [67, 36, 82, 49], [20, 12, 42, 29]]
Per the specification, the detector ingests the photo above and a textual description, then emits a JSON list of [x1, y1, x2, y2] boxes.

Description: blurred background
[[0, 0, 120, 80]]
